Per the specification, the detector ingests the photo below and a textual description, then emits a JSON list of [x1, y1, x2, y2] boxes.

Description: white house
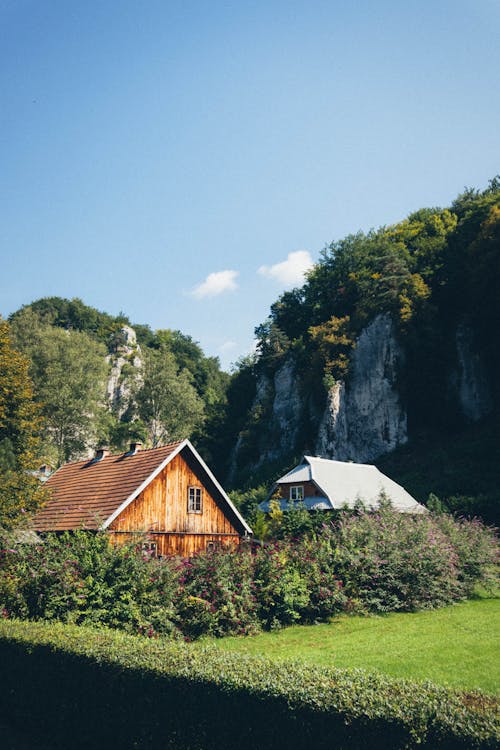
[[261, 455, 426, 513]]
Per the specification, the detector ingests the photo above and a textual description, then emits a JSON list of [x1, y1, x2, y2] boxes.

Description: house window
[[188, 486, 203, 513], [290, 485, 304, 502], [141, 542, 157, 558]]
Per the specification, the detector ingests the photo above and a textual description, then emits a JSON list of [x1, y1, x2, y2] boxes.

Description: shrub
[[177, 545, 259, 637], [0, 510, 497, 638], [323, 506, 484, 613], [0, 531, 179, 635], [432, 514, 499, 595], [253, 543, 305, 628], [0, 619, 498, 749]]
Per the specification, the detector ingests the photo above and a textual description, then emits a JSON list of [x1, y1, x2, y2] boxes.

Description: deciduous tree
[[0, 320, 47, 528], [136, 346, 204, 447]]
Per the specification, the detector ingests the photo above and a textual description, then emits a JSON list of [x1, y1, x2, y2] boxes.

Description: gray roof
[[269, 455, 426, 513]]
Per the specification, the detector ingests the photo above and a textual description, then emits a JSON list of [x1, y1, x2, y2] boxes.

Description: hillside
[[208, 178, 500, 521], [4, 178, 499, 522], [7, 299, 229, 466]]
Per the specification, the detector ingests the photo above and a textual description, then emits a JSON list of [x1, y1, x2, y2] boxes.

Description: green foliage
[[0, 320, 48, 528], [229, 483, 269, 524], [253, 540, 345, 628], [176, 546, 258, 638], [0, 531, 179, 635], [10, 296, 131, 353], [432, 514, 499, 596], [0, 619, 498, 749], [10, 310, 109, 464], [308, 314, 354, 384], [332, 508, 458, 612], [155, 328, 230, 408], [135, 345, 205, 446]]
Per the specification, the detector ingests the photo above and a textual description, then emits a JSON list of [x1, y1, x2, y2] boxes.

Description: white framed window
[[289, 485, 304, 502], [188, 486, 203, 513]]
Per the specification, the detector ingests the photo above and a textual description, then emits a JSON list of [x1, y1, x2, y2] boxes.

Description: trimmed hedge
[[0, 620, 498, 749]]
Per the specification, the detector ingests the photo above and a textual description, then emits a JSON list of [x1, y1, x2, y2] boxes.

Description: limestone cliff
[[316, 314, 407, 462], [452, 322, 492, 422], [106, 325, 142, 417], [227, 312, 495, 485]]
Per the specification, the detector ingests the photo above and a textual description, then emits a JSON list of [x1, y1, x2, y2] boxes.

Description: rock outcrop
[[106, 325, 142, 417], [316, 314, 407, 462], [228, 312, 496, 484], [452, 322, 492, 422]]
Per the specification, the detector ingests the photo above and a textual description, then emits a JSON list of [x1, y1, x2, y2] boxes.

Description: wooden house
[[261, 455, 426, 513], [33, 440, 252, 557]]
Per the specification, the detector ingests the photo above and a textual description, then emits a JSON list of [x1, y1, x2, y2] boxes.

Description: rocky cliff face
[[226, 358, 304, 483], [106, 325, 142, 417], [228, 313, 495, 484], [452, 322, 492, 422], [316, 314, 407, 462]]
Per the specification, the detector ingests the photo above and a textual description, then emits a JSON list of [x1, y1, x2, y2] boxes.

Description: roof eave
[[100, 440, 188, 530], [184, 440, 253, 535], [100, 439, 253, 536]]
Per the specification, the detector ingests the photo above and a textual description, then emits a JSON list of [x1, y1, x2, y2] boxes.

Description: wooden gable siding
[[277, 480, 319, 499], [109, 453, 240, 557]]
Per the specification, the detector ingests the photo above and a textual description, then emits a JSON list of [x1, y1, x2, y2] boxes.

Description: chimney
[[129, 441, 142, 455], [94, 446, 110, 461]]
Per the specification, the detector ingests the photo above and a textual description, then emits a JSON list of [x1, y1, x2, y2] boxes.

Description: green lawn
[[210, 596, 500, 694]]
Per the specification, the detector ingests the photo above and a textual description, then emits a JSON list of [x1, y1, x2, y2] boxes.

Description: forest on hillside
[[215, 178, 499, 522], [1, 178, 499, 528]]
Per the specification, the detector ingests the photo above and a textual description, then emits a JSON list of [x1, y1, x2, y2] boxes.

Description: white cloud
[[218, 340, 237, 353], [258, 250, 314, 286], [190, 269, 239, 299]]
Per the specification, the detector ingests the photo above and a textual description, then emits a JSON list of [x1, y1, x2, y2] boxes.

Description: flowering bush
[[323, 505, 497, 613], [176, 545, 259, 638], [0, 509, 497, 639], [433, 513, 499, 595], [0, 531, 179, 635], [253, 539, 345, 628]]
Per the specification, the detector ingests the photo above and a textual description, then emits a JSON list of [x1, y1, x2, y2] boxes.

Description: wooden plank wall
[[277, 480, 319, 499], [110, 531, 241, 557], [109, 453, 241, 557]]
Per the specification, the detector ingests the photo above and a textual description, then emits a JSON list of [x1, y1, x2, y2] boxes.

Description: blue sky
[[1, 1, 499, 369]]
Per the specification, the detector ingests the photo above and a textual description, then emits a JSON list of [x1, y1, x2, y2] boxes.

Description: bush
[[253, 539, 345, 627], [177, 545, 259, 637], [433, 514, 499, 595], [0, 531, 179, 635], [329, 506, 468, 612], [0, 620, 498, 749], [0, 510, 497, 638]]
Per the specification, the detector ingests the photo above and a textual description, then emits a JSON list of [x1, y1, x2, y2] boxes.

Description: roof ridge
[[51, 441, 184, 470], [305, 455, 374, 468]]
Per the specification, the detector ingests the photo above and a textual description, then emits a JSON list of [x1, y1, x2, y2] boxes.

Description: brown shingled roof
[[33, 442, 183, 531]]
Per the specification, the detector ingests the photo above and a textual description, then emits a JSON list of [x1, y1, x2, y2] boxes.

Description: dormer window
[[188, 486, 203, 513], [290, 485, 304, 502]]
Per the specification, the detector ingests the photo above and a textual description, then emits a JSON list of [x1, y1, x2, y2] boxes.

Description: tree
[[308, 315, 354, 383], [10, 310, 109, 464], [136, 347, 204, 447], [0, 320, 47, 528]]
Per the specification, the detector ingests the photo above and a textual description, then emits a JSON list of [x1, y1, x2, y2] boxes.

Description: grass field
[[211, 595, 500, 694]]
